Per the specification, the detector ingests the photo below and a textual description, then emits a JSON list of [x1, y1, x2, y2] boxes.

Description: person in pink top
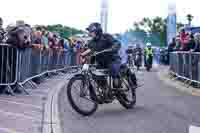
[[180, 29, 191, 51], [180, 29, 187, 49]]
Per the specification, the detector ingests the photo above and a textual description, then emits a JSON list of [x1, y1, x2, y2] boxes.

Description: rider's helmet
[[86, 22, 103, 36], [146, 42, 152, 48]]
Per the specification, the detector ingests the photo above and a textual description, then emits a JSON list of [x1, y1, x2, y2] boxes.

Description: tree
[[131, 17, 166, 47], [45, 24, 84, 39], [186, 14, 194, 26], [129, 17, 185, 47]]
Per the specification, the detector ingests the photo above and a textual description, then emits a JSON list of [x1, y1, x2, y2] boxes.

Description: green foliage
[[128, 17, 184, 47], [186, 14, 194, 26], [39, 24, 84, 39], [130, 17, 166, 46]]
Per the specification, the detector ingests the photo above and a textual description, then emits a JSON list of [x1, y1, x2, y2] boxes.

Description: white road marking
[[0, 109, 40, 121], [19, 94, 46, 98], [0, 127, 24, 133], [189, 125, 200, 133], [0, 99, 42, 110]]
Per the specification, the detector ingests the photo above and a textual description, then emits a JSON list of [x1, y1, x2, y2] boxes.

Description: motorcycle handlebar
[[92, 49, 112, 57]]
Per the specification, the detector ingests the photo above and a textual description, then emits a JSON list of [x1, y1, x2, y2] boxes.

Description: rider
[[133, 43, 142, 67], [126, 45, 134, 55], [80, 22, 122, 88], [134, 43, 142, 55], [125, 45, 134, 66], [144, 42, 153, 66]]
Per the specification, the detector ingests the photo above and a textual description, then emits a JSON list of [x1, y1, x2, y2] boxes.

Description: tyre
[[146, 59, 152, 71], [117, 76, 136, 109], [146, 66, 150, 71], [67, 75, 98, 116]]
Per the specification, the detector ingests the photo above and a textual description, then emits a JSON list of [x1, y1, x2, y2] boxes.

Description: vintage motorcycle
[[134, 51, 142, 70], [67, 49, 137, 116]]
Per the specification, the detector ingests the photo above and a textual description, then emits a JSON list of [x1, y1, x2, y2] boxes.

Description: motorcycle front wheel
[[67, 75, 98, 116]]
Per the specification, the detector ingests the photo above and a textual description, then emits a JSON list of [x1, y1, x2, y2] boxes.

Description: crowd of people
[[168, 29, 200, 52], [163, 28, 200, 65], [0, 17, 88, 53]]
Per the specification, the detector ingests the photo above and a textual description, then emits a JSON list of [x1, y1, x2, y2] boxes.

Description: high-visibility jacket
[[145, 48, 153, 59]]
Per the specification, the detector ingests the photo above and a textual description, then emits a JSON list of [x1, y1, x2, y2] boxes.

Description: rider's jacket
[[126, 47, 134, 54], [145, 47, 153, 59], [88, 33, 121, 67]]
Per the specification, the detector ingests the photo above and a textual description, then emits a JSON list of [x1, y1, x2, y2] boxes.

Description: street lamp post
[[101, 0, 109, 33]]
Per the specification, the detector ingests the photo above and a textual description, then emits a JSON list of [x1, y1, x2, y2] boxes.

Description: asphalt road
[[59, 66, 200, 133], [0, 75, 65, 133]]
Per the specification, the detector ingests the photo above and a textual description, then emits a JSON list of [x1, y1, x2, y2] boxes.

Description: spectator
[[41, 30, 49, 49], [63, 39, 69, 50], [52, 34, 59, 49], [6, 23, 32, 48], [180, 29, 187, 47], [191, 33, 200, 52], [48, 32, 56, 49], [68, 37, 76, 65], [168, 37, 176, 52], [180, 29, 191, 51], [75, 40, 83, 64], [0, 17, 5, 43], [189, 33, 195, 50], [75, 40, 82, 49], [58, 39, 64, 49], [180, 32, 195, 51], [32, 30, 42, 44], [175, 35, 181, 51]]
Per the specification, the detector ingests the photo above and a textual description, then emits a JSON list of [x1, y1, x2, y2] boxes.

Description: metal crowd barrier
[[0, 44, 18, 94], [0, 44, 81, 95], [169, 51, 200, 86]]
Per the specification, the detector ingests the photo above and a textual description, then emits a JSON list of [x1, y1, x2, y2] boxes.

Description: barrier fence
[[0, 44, 18, 86], [0, 44, 81, 94], [170, 51, 200, 86]]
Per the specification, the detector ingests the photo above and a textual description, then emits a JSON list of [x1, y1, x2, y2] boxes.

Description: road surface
[[59, 66, 200, 133]]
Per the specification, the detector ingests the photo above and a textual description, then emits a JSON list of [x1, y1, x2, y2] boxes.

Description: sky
[[0, 0, 200, 33]]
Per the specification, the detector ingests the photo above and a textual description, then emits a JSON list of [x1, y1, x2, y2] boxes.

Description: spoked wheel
[[67, 75, 98, 116], [117, 76, 136, 109]]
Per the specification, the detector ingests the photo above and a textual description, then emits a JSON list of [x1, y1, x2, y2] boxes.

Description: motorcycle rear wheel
[[117, 76, 136, 109]]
